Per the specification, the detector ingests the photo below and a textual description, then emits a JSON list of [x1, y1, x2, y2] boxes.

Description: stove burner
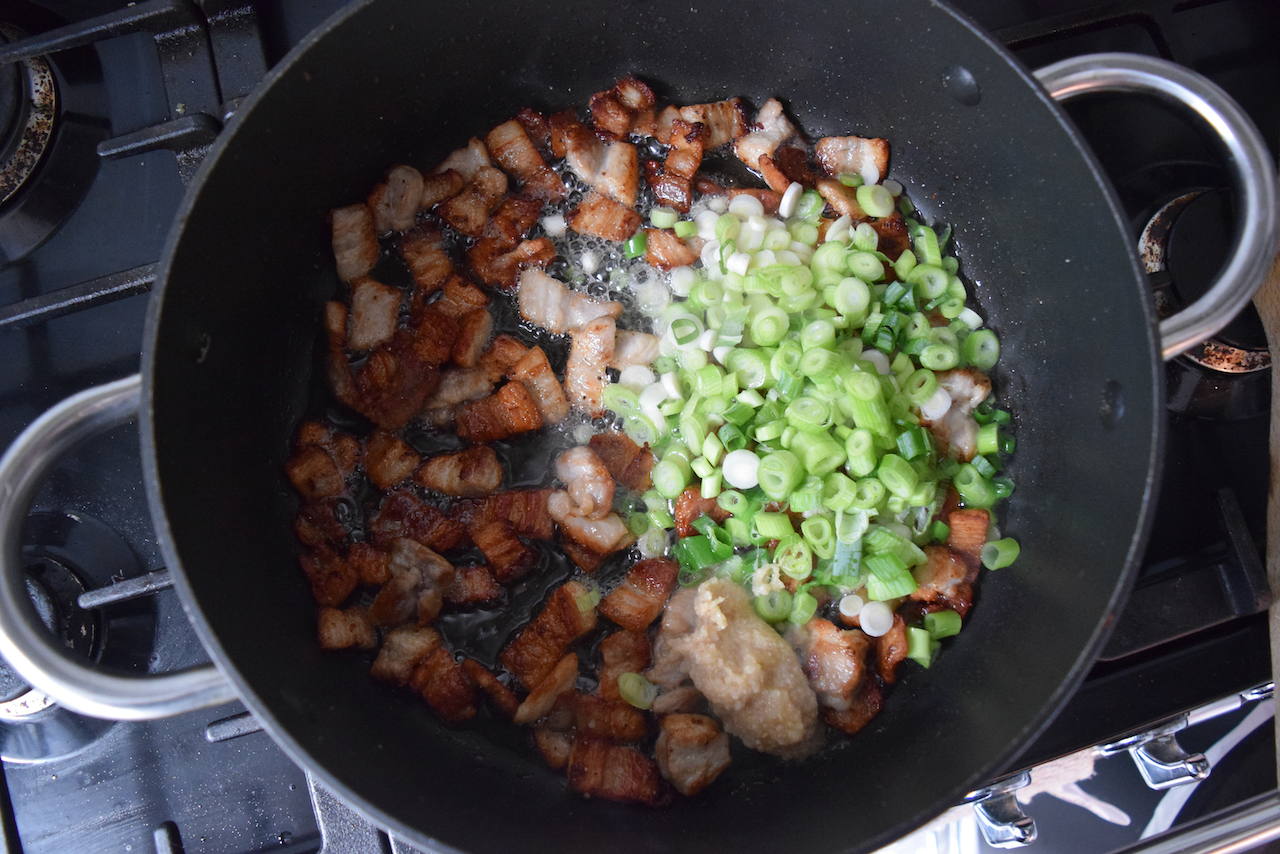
[[0, 24, 55, 208]]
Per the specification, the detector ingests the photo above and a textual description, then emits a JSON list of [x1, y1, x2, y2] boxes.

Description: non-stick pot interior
[[143, 1, 1161, 851]]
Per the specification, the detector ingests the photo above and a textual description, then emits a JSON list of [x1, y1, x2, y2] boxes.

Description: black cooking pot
[[0, 1, 1275, 852]]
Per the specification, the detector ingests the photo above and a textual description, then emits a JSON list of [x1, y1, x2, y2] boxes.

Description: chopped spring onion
[[855, 183, 895, 218], [981, 537, 1021, 569], [618, 672, 658, 710]]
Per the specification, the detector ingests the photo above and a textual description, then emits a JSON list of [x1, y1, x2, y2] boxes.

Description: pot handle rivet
[[0, 374, 236, 720], [1034, 53, 1279, 362]]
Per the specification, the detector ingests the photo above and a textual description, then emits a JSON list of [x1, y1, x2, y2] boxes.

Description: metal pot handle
[[0, 373, 236, 719], [1034, 53, 1279, 362]]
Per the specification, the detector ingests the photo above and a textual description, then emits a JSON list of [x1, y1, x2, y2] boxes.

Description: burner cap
[[0, 24, 56, 208]]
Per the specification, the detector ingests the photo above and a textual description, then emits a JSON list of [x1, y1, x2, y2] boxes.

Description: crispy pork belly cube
[[415, 445, 504, 498], [734, 98, 798, 177], [294, 497, 351, 551], [485, 119, 567, 201], [567, 738, 671, 807], [285, 446, 346, 501], [477, 334, 530, 383], [517, 269, 622, 335], [548, 111, 638, 206], [597, 630, 651, 701], [461, 658, 519, 718], [472, 520, 540, 584], [468, 235, 556, 291], [574, 694, 649, 742], [316, 606, 376, 650], [346, 276, 401, 351], [647, 118, 705, 213], [367, 164, 424, 233], [299, 547, 358, 607], [410, 647, 477, 724], [513, 653, 580, 725], [652, 685, 702, 715], [816, 177, 867, 221], [433, 137, 491, 182], [673, 485, 729, 539], [368, 489, 468, 552], [589, 75, 656, 139], [500, 580, 598, 689], [566, 190, 642, 242], [451, 308, 493, 368], [588, 431, 655, 492], [655, 713, 731, 797], [564, 316, 615, 417], [455, 488, 555, 541], [787, 618, 871, 711], [331, 203, 378, 282], [814, 135, 890, 184], [347, 542, 391, 586], [550, 498, 634, 556], [367, 538, 456, 627], [363, 429, 421, 490], [910, 545, 974, 617], [643, 228, 700, 271], [509, 346, 569, 425], [371, 626, 441, 685], [444, 564, 502, 607], [399, 224, 454, 296], [822, 678, 884, 735], [514, 108, 551, 150], [419, 168, 465, 210], [876, 614, 908, 684], [869, 211, 912, 260], [455, 381, 544, 444], [565, 536, 610, 574], [410, 304, 461, 367], [326, 305, 441, 430], [674, 98, 747, 149], [599, 558, 679, 632], [420, 367, 494, 420], [295, 422, 359, 474], [556, 446, 615, 521], [437, 166, 508, 238], [533, 692, 577, 769], [432, 277, 492, 320], [609, 329, 662, 371], [946, 508, 990, 574]]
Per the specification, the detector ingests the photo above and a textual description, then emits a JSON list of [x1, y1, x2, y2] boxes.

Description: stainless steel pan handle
[[1034, 52, 1279, 362], [0, 374, 235, 719]]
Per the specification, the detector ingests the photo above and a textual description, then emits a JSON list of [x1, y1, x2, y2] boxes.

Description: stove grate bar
[[75, 567, 173, 610], [991, 0, 1212, 64], [0, 263, 155, 331]]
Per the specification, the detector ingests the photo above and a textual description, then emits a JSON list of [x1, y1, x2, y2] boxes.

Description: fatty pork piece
[[588, 75, 657, 140], [454, 380, 544, 444], [587, 431, 655, 492], [643, 228, 701, 271], [513, 653, 580, 725], [299, 546, 358, 607], [420, 169, 466, 211], [294, 497, 354, 553], [316, 605, 376, 650], [399, 224, 454, 297], [946, 507, 991, 574], [363, 429, 420, 490], [733, 98, 802, 193], [566, 190, 642, 242], [325, 302, 441, 430], [485, 119, 567, 201], [644, 118, 706, 214], [814, 135, 890, 186], [444, 564, 502, 607], [330, 203, 378, 282], [597, 630, 651, 702], [414, 445, 504, 498], [472, 520, 540, 584], [910, 545, 975, 617], [500, 580, 598, 690], [564, 316, 615, 417], [659, 579, 821, 760], [461, 658, 520, 718], [920, 367, 992, 462], [556, 446, 615, 521], [567, 738, 672, 807], [642, 98, 748, 149], [436, 166, 508, 238], [368, 489, 467, 552], [610, 329, 662, 371], [409, 645, 478, 724], [367, 164, 425, 233], [575, 693, 650, 743], [599, 557, 679, 633], [548, 491, 632, 555], [347, 542, 391, 586], [655, 713, 732, 797], [466, 195, 555, 290], [548, 110, 639, 207], [509, 346, 570, 425], [285, 423, 358, 501], [434, 137, 492, 182], [367, 538, 456, 627], [420, 334, 529, 427], [450, 308, 493, 369], [455, 488, 555, 541], [346, 276, 402, 352], [517, 269, 622, 336], [787, 618, 873, 714], [371, 625, 441, 685]]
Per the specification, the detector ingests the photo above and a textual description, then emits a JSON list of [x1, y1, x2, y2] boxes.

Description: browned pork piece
[[549, 111, 639, 207], [455, 488, 555, 541], [420, 367, 496, 427], [430, 277, 491, 320], [409, 646, 477, 724], [574, 694, 649, 742], [589, 75, 657, 139], [437, 166, 508, 238], [548, 491, 633, 555], [567, 738, 672, 806], [644, 118, 705, 213], [298, 546, 358, 607], [347, 542, 391, 585], [293, 498, 352, 552], [285, 442, 348, 501], [733, 98, 801, 193], [822, 679, 885, 735], [316, 606, 376, 650], [509, 346, 570, 425], [444, 565, 502, 607], [910, 546, 974, 617], [398, 224, 454, 296], [409, 301, 463, 368], [434, 137, 491, 182], [599, 558, 679, 632], [368, 489, 468, 552], [564, 316, 615, 417], [466, 194, 555, 289], [472, 520, 540, 584], [367, 538, 456, 627], [597, 630, 651, 702], [921, 368, 992, 462], [517, 269, 622, 335], [325, 302, 441, 430], [815, 134, 890, 185], [788, 618, 872, 713], [642, 98, 747, 149], [414, 445, 504, 497], [587, 431, 655, 492], [566, 190, 642, 242], [367, 164, 425, 233], [454, 380, 543, 444], [514, 653, 580, 725], [419, 169, 466, 210], [555, 446, 615, 521], [346, 276, 401, 352], [462, 658, 520, 718], [871, 212, 912, 261], [876, 614, 908, 683], [485, 120, 568, 201], [500, 579, 598, 690], [533, 694, 577, 769], [330, 203, 378, 282], [643, 228, 701, 271], [654, 713, 731, 796], [946, 507, 990, 574], [451, 308, 493, 368], [816, 177, 869, 220], [673, 485, 729, 539], [477, 333, 530, 381], [371, 625, 441, 685], [363, 429, 420, 490]]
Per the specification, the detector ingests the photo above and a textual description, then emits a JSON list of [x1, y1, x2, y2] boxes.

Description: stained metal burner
[[0, 24, 55, 208]]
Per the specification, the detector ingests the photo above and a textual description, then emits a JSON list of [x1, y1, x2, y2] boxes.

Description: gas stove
[[0, 1, 1276, 852]]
